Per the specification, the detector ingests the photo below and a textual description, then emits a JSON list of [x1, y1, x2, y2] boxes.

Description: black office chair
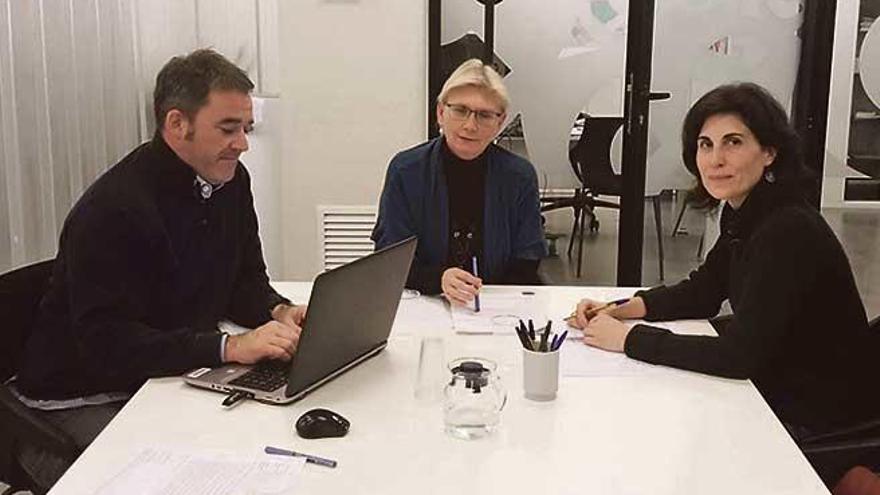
[[798, 316, 880, 486], [709, 314, 880, 487], [0, 259, 80, 494], [542, 115, 665, 279]]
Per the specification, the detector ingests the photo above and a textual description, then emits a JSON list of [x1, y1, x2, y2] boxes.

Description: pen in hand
[[565, 298, 631, 323], [471, 256, 481, 313]]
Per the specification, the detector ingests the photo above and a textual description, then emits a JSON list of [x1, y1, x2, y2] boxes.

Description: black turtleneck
[[625, 180, 880, 431], [17, 135, 288, 399], [442, 139, 486, 271]]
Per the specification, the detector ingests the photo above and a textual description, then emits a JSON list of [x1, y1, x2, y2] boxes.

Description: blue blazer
[[371, 137, 547, 284]]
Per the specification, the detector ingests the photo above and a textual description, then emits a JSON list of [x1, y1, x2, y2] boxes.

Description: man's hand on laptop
[[272, 303, 307, 328], [224, 320, 301, 364]]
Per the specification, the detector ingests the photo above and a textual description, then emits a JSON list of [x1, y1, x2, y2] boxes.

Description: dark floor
[[539, 192, 880, 318]]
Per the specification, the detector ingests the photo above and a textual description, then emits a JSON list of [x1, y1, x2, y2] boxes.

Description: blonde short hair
[[437, 59, 510, 112]]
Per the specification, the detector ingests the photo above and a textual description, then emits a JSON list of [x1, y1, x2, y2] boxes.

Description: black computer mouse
[[295, 408, 350, 439]]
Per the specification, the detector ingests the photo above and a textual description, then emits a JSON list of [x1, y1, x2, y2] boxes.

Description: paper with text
[[96, 447, 306, 495]]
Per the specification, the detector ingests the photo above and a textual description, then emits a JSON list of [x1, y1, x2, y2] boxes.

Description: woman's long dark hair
[[681, 82, 814, 208]]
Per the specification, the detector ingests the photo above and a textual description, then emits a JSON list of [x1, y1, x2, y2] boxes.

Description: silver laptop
[[183, 236, 417, 404]]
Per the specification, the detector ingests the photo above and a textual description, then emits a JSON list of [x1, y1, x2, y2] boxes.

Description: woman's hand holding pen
[[570, 296, 647, 329], [441, 267, 482, 306]]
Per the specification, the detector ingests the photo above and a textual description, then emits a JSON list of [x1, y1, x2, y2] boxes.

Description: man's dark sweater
[[17, 135, 287, 399], [625, 181, 880, 431]]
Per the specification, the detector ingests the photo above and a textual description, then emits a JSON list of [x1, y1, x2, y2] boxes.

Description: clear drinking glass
[[442, 358, 507, 440], [414, 337, 446, 402]]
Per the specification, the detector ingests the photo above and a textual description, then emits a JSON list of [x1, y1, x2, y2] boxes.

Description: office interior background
[[1, 0, 880, 316]]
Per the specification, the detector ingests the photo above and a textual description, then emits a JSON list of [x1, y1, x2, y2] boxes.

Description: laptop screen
[[283, 237, 417, 397]]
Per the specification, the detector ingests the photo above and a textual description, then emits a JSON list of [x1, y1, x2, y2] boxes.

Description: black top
[[17, 135, 288, 399], [443, 139, 486, 272], [626, 180, 880, 430], [406, 139, 542, 294]]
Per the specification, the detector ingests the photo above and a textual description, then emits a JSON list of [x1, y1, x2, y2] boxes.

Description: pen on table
[[264, 445, 338, 468], [565, 298, 632, 322], [471, 255, 481, 313]]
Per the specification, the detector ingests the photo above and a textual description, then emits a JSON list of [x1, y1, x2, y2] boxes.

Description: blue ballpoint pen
[[471, 255, 481, 312], [552, 330, 569, 351], [264, 445, 338, 468]]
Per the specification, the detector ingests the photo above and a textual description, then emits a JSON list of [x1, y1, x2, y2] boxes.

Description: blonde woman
[[372, 59, 546, 304]]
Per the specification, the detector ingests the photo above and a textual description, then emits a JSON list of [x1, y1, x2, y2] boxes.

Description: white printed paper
[[96, 447, 306, 495]]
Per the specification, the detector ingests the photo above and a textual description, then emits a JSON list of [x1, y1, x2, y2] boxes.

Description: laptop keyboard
[[228, 362, 288, 392]]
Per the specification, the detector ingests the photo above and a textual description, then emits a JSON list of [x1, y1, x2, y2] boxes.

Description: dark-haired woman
[[572, 83, 880, 446]]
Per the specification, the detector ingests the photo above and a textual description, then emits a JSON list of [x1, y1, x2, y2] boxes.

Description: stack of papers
[[96, 447, 306, 495]]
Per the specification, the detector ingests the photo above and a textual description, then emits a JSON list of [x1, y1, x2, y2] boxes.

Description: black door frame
[[427, 0, 441, 139], [617, 0, 656, 286], [427, 0, 499, 140], [792, 0, 837, 207]]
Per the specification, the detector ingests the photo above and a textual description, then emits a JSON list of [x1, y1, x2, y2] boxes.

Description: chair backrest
[[0, 259, 54, 382], [569, 116, 625, 196]]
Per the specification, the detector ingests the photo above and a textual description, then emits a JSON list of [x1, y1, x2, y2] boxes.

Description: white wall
[[277, 0, 427, 280]]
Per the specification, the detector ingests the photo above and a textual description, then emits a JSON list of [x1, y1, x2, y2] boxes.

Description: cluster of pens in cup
[[516, 319, 564, 402], [514, 319, 566, 353]]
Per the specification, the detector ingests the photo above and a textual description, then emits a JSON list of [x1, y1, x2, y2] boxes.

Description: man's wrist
[[220, 333, 230, 363]]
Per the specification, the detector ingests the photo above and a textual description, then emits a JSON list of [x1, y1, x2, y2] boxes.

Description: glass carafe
[[442, 358, 507, 440]]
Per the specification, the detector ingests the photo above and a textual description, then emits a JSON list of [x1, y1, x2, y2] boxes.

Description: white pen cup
[[522, 348, 559, 401], [414, 336, 446, 402]]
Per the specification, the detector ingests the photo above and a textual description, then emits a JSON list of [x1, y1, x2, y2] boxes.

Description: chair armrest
[[800, 419, 880, 447], [0, 386, 80, 461]]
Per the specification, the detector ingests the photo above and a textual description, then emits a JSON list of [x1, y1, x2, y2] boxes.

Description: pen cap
[[522, 348, 559, 402]]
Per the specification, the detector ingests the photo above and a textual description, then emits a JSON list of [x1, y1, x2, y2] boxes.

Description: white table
[[49, 284, 829, 494]]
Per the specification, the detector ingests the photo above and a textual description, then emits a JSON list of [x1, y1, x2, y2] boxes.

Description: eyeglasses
[[444, 103, 503, 126]]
